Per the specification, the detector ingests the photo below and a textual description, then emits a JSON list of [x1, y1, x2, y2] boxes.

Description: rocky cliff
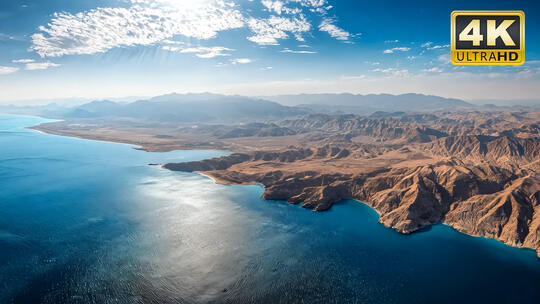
[[163, 111, 540, 257]]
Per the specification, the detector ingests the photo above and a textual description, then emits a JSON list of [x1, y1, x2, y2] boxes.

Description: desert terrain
[[31, 108, 540, 257]]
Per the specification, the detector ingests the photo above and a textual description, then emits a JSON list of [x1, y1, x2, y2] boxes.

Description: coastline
[[28, 125, 151, 151], [195, 168, 540, 258], [26, 119, 540, 259], [28, 124, 234, 153]]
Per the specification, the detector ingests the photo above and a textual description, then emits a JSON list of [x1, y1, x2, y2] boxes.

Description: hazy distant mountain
[[63, 93, 307, 123], [263, 93, 473, 114], [0, 103, 69, 117], [468, 99, 540, 108], [1, 92, 500, 121]]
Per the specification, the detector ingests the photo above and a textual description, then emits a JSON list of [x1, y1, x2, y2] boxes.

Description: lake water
[[0, 114, 539, 304]]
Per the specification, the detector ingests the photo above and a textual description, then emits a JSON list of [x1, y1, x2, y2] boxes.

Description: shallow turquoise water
[[0, 114, 539, 304]]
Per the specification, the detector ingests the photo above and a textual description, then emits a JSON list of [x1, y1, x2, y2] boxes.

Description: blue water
[[0, 114, 539, 304]]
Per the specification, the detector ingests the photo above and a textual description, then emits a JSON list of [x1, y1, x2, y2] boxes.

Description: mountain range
[[262, 93, 473, 114], [1, 92, 480, 122]]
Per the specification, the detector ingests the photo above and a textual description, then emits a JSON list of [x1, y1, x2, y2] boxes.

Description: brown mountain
[[161, 111, 540, 256], [32, 109, 540, 256]]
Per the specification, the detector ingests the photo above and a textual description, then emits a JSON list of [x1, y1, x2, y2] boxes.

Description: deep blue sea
[[0, 114, 539, 304]]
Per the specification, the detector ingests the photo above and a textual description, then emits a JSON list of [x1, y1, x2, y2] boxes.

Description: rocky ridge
[[164, 111, 540, 256]]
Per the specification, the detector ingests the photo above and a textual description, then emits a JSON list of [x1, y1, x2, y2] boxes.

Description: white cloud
[[163, 45, 234, 58], [420, 42, 449, 51], [0, 66, 19, 75], [261, 0, 301, 14], [422, 67, 443, 73], [161, 45, 182, 52], [280, 48, 316, 54], [25, 62, 61, 70], [247, 15, 311, 45], [372, 68, 410, 78], [31, 1, 244, 57], [161, 39, 185, 45], [30, 0, 353, 57], [319, 18, 350, 41], [427, 44, 449, 50], [262, 0, 285, 14], [383, 47, 410, 54], [12, 59, 35, 63], [341, 74, 366, 80], [231, 58, 252, 64], [261, 66, 273, 70]]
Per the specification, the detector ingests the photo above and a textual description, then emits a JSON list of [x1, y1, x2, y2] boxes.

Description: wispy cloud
[[438, 54, 450, 64], [0, 66, 19, 75], [319, 18, 351, 41], [383, 47, 410, 54], [247, 15, 311, 45], [25, 62, 60, 70], [0, 33, 26, 42], [427, 44, 449, 50], [231, 58, 252, 64], [421, 41, 449, 50], [422, 67, 443, 73], [12, 59, 35, 63], [163, 46, 234, 58], [341, 74, 366, 80], [280, 48, 317, 54], [372, 68, 410, 78], [261, 0, 302, 15], [161, 39, 185, 45]]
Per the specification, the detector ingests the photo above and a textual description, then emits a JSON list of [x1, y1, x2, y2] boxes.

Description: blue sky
[[0, 0, 539, 104]]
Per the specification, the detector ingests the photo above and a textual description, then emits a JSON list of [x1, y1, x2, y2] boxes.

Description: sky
[[0, 0, 539, 104]]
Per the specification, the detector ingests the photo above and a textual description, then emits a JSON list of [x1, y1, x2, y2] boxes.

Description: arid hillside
[[33, 110, 540, 256]]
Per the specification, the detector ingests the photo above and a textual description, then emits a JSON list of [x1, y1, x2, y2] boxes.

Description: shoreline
[[28, 125, 149, 151], [188, 168, 540, 258], [161, 161, 540, 259], [26, 118, 540, 259], [28, 124, 230, 153]]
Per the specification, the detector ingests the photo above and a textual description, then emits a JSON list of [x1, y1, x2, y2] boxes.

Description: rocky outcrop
[[164, 150, 540, 256], [280, 114, 449, 143], [444, 174, 539, 252], [163, 153, 251, 171], [426, 135, 540, 166], [159, 111, 540, 256]]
